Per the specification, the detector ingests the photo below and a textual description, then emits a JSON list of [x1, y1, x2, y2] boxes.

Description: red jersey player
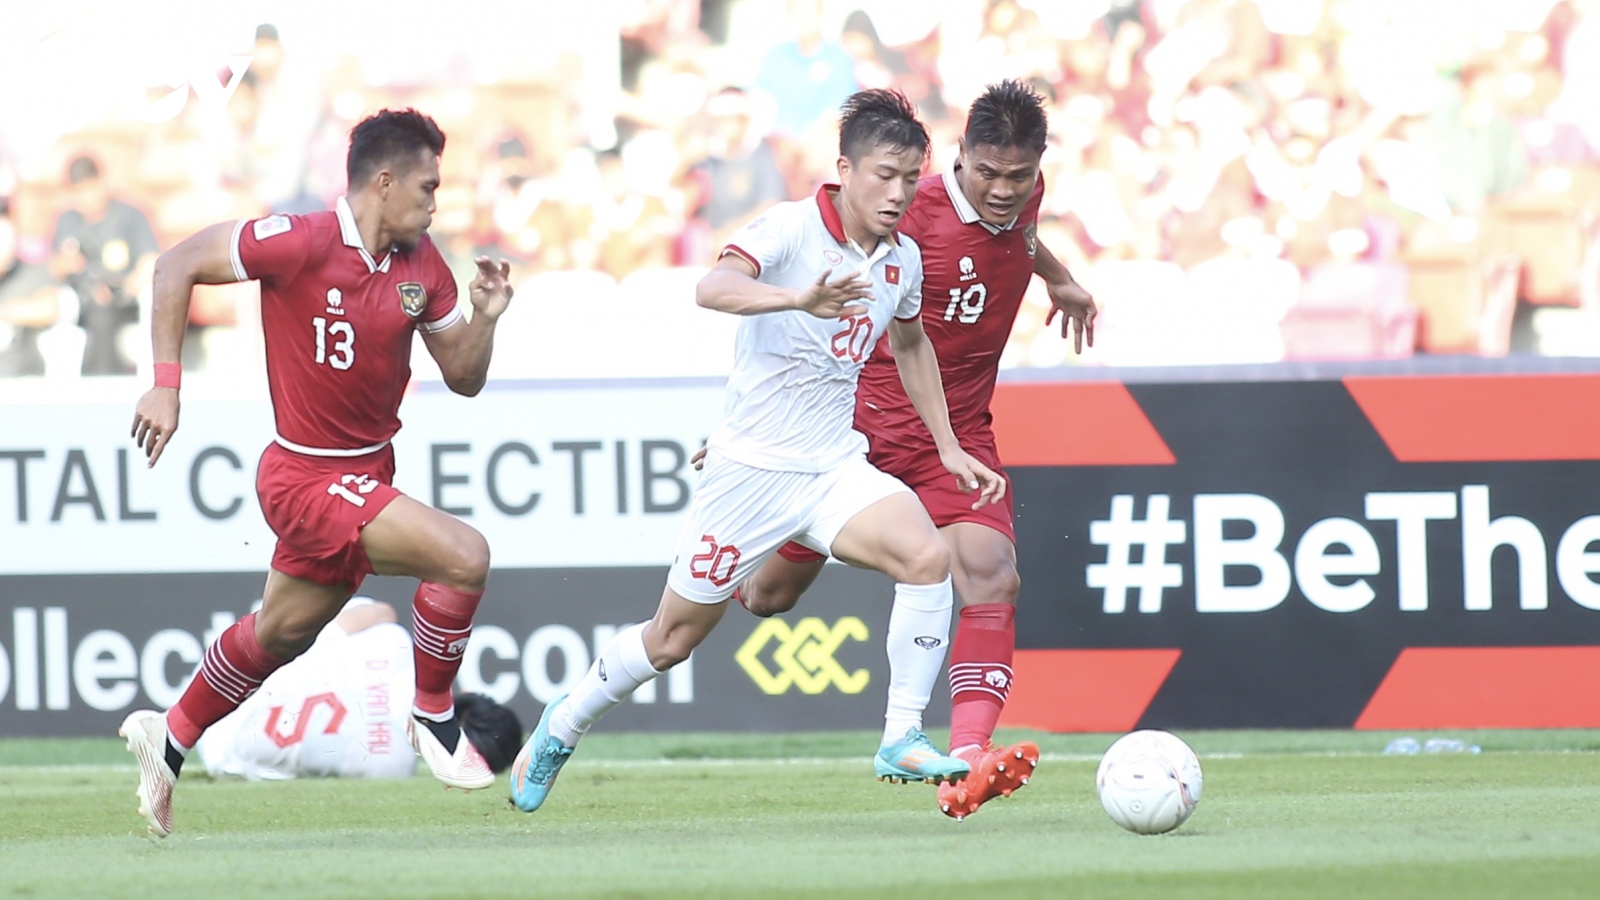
[[731, 81, 1096, 819], [123, 109, 514, 836]]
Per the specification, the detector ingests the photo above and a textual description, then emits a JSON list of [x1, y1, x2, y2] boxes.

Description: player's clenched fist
[[940, 447, 1007, 510], [795, 268, 873, 319], [132, 387, 180, 468], [468, 256, 513, 321]]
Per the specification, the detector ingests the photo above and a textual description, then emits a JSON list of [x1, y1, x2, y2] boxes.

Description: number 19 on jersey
[[944, 284, 987, 324]]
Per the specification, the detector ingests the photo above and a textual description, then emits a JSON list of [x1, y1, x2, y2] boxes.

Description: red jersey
[[854, 167, 1045, 480], [230, 198, 460, 454]]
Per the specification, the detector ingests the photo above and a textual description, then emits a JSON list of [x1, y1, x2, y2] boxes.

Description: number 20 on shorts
[[689, 535, 742, 586]]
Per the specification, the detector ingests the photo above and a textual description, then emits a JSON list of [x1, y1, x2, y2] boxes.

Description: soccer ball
[[1095, 730, 1203, 834]]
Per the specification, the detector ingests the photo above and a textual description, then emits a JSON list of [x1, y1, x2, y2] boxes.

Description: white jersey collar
[[942, 160, 1015, 236], [335, 196, 394, 273]]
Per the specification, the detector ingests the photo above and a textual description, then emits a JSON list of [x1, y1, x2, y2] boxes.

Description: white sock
[[549, 622, 660, 747], [882, 577, 953, 744]]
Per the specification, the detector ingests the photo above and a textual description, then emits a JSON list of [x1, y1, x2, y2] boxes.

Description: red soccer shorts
[[255, 442, 402, 589], [776, 444, 1015, 564]]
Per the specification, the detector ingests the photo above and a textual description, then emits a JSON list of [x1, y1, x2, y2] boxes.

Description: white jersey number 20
[[313, 317, 355, 370], [944, 284, 987, 324]]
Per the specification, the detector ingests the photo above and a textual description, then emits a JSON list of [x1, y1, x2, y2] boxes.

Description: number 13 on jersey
[[313, 316, 355, 370]]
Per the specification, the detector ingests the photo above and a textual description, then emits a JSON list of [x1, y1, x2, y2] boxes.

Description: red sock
[[166, 612, 285, 749], [947, 603, 1016, 754], [411, 583, 483, 717]]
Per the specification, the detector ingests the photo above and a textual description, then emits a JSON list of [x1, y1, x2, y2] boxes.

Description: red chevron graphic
[[1345, 374, 1600, 462], [1357, 646, 1600, 729], [990, 382, 1175, 466], [998, 649, 1180, 732]]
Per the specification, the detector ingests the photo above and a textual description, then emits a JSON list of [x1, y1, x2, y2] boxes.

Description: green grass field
[[5, 728, 1600, 899]]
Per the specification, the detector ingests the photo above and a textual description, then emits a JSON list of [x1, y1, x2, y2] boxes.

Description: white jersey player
[[197, 600, 522, 780], [511, 90, 1007, 814]]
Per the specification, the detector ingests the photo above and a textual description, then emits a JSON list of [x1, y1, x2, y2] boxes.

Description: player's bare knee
[[898, 538, 950, 585], [439, 529, 490, 591], [969, 563, 1020, 606], [646, 623, 703, 669], [742, 590, 781, 617], [744, 583, 800, 617], [256, 618, 320, 660]]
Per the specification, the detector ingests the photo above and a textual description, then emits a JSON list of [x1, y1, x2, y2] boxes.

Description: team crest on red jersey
[[397, 282, 426, 318], [885, 264, 900, 284], [1023, 224, 1038, 258]]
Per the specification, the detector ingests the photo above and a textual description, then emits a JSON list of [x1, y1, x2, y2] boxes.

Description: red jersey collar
[[814, 184, 900, 247]]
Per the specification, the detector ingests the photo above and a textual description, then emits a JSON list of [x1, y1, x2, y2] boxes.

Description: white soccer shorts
[[666, 451, 912, 604]]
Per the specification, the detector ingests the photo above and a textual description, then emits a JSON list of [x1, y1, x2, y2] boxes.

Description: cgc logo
[[736, 617, 870, 695]]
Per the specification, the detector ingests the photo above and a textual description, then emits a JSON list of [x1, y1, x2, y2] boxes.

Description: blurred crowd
[[2, 0, 1598, 381]]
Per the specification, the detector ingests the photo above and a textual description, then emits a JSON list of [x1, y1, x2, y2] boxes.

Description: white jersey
[[710, 185, 923, 473], [196, 618, 415, 780]]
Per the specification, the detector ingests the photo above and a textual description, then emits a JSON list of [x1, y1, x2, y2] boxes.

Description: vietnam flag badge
[[885, 264, 900, 284]]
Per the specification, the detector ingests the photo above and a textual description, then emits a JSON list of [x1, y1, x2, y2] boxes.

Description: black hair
[[346, 108, 446, 188], [255, 23, 280, 43], [455, 692, 523, 774], [67, 156, 100, 185], [838, 89, 928, 163], [964, 79, 1049, 154]]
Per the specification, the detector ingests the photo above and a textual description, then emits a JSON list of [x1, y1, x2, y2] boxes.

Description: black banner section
[[1012, 380, 1600, 729], [0, 567, 947, 737], [8, 377, 1600, 735]]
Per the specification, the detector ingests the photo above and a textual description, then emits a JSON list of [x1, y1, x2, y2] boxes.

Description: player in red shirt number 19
[[733, 81, 1096, 820], [123, 109, 513, 836]]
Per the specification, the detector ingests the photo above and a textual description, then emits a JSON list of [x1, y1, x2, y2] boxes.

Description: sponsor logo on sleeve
[[254, 215, 291, 241]]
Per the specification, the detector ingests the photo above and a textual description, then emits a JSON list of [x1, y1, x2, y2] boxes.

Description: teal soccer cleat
[[509, 695, 576, 812], [874, 727, 971, 785]]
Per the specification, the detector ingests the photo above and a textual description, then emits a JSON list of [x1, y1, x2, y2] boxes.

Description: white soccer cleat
[[409, 716, 495, 791], [118, 709, 176, 837]]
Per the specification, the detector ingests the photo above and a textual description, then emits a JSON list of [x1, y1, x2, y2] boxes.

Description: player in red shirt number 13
[[123, 109, 513, 836]]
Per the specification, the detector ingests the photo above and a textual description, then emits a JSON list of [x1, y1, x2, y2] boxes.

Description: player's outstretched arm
[[423, 256, 512, 397], [887, 316, 1006, 508], [695, 255, 871, 318], [132, 220, 246, 468], [1037, 242, 1096, 354]]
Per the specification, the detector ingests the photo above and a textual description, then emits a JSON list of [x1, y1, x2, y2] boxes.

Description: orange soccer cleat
[[937, 740, 1041, 821]]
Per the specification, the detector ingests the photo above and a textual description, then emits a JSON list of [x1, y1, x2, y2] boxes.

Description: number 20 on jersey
[[831, 314, 873, 362]]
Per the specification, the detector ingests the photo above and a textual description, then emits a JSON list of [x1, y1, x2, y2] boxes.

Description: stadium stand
[[1, 0, 1598, 389]]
